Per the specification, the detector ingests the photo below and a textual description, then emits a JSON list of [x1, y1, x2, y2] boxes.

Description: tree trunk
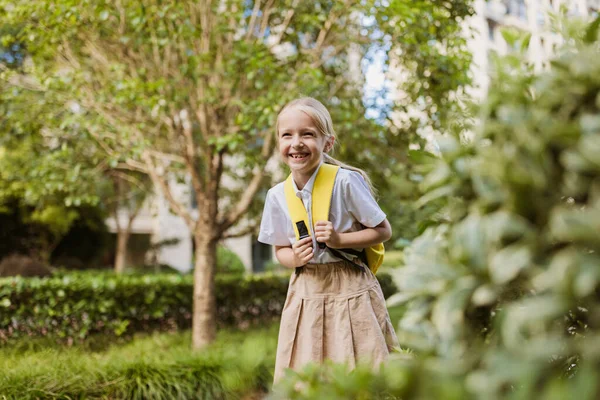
[[114, 229, 130, 274], [192, 233, 218, 349]]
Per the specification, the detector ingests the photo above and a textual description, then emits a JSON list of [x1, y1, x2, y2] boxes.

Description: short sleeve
[[343, 171, 386, 228], [258, 189, 292, 246]]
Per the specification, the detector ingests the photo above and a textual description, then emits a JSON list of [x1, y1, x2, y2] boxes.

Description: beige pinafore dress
[[273, 259, 399, 383]]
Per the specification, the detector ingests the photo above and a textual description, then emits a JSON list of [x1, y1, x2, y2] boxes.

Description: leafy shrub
[[0, 200, 109, 269], [271, 357, 459, 400], [0, 270, 396, 343], [376, 271, 398, 300], [379, 250, 405, 270], [388, 17, 600, 399], [216, 245, 246, 275], [0, 254, 51, 277]]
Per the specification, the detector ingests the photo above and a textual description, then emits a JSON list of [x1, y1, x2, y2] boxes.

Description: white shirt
[[258, 162, 386, 264]]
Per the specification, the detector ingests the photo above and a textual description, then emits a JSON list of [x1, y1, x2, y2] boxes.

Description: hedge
[[0, 271, 397, 343]]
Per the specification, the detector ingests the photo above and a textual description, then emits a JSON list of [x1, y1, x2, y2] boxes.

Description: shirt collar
[[291, 161, 324, 196]]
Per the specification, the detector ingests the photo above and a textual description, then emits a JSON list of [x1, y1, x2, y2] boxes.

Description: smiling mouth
[[289, 153, 309, 160]]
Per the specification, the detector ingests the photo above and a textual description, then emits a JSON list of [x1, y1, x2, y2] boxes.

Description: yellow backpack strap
[[283, 164, 340, 240], [311, 164, 340, 226], [284, 175, 310, 239]]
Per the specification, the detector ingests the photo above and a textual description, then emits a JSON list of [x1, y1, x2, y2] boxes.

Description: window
[[506, 0, 527, 20], [487, 19, 497, 41], [252, 237, 272, 272]]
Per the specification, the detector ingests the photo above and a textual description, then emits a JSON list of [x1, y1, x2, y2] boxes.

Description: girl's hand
[[314, 221, 342, 249], [292, 236, 313, 267]]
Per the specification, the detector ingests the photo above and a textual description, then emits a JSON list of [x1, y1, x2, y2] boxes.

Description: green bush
[[379, 250, 405, 270], [0, 254, 52, 277], [376, 271, 398, 300], [0, 272, 287, 343], [391, 17, 600, 399], [0, 270, 397, 344], [216, 245, 246, 275]]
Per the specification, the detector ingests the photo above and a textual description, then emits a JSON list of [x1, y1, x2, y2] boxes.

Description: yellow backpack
[[283, 164, 385, 274]]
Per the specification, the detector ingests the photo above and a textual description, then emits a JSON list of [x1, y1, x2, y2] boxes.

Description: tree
[[105, 171, 152, 274], [1, 38, 152, 272], [0, 59, 103, 261], [1, 0, 391, 348]]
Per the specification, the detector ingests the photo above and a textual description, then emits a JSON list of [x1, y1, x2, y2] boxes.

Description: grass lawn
[[0, 326, 279, 400]]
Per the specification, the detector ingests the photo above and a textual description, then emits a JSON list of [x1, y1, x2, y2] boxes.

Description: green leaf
[[489, 244, 532, 284], [584, 15, 600, 44]]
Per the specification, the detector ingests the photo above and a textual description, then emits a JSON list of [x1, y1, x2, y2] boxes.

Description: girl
[[258, 97, 399, 383]]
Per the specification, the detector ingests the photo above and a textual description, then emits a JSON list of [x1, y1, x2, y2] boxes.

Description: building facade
[[105, 176, 273, 274], [468, 0, 599, 98]]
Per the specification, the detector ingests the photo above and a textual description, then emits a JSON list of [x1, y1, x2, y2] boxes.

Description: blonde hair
[[276, 97, 377, 196]]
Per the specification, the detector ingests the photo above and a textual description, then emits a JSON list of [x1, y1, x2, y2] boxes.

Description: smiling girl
[[258, 97, 399, 384]]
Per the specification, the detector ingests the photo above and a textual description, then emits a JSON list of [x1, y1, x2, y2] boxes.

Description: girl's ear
[[324, 136, 335, 153]]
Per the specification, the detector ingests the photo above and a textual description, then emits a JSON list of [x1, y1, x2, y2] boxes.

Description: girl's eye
[[303, 132, 314, 137], [281, 133, 291, 137]]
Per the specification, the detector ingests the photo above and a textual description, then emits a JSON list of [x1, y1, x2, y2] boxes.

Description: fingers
[[292, 236, 313, 265], [315, 232, 331, 243], [314, 221, 333, 243], [293, 236, 312, 250], [296, 246, 313, 263], [314, 221, 332, 229]]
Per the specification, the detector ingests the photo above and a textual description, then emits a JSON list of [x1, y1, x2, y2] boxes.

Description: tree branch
[[148, 149, 186, 164], [258, 0, 276, 39], [142, 151, 197, 231], [117, 161, 148, 173], [222, 222, 259, 240], [109, 170, 148, 193], [179, 108, 205, 209], [313, 7, 339, 54], [218, 128, 275, 234], [271, 0, 300, 46], [245, 0, 262, 40]]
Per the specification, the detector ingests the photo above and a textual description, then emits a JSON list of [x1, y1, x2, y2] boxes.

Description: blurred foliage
[[0, 199, 109, 264], [0, 69, 108, 241], [216, 245, 246, 276], [0, 254, 51, 278], [0, 270, 396, 344], [375, 270, 399, 300], [379, 249, 405, 270], [273, 14, 600, 400], [0, 326, 278, 399], [366, 0, 475, 247]]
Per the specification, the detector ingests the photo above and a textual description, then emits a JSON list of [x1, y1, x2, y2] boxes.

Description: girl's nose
[[291, 134, 304, 147]]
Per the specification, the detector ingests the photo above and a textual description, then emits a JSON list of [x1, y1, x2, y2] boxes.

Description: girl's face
[[277, 107, 333, 179]]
